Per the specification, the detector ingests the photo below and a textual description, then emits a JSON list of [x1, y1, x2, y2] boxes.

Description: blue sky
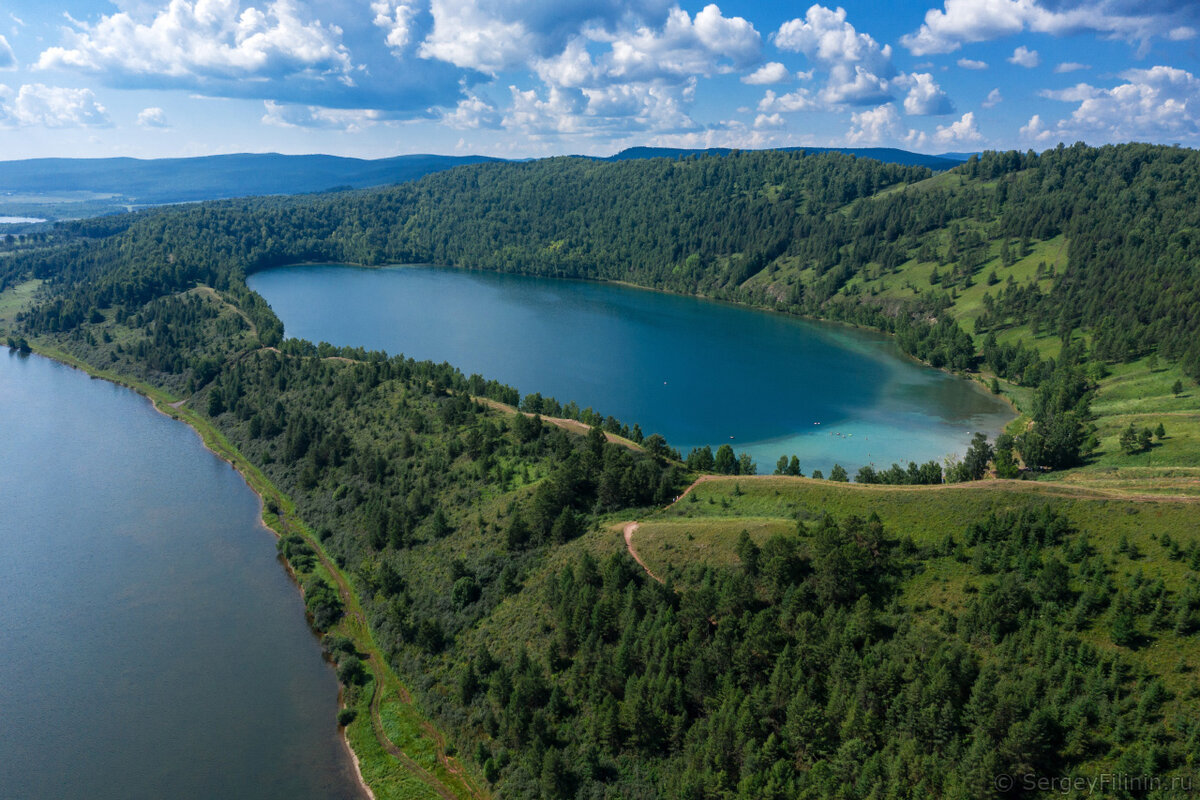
[[0, 0, 1197, 159]]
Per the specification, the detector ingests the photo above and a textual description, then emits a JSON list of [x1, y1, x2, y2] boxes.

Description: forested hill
[[605, 145, 967, 169], [0, 145, 955, 210], [9, 143, 1200, 472], [6, 143, 1200, 798], [0, 152, 501, 204], [15, 143, 1200, 379]]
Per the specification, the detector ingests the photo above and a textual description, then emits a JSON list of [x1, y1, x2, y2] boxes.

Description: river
[[0, 352, 363, 799]]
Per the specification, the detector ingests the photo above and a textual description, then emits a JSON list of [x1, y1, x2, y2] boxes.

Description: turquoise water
[[0, 352, 362, 799], [249, 265, 1013, 473]]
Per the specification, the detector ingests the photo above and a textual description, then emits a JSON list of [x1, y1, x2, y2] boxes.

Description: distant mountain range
[[0, 153, 503, 206], [0, 147, 970, 218]]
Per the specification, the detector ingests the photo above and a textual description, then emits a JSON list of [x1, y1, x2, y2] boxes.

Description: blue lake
[[249, 264, 1013, 473], [0, 352, 363, 799]]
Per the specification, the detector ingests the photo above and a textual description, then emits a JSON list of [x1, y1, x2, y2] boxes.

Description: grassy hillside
[[4, 142, 1200, 798], [620, 473, 1200, 708]]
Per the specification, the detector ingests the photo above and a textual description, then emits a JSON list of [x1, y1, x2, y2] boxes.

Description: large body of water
[[249, 264, 1013, 472], [0, 352, 362, 799]]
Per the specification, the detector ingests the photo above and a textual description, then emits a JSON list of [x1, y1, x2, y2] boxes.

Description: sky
[[0, 0, 1197, 160]]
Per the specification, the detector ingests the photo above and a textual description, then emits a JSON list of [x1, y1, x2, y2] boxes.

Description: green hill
[[3, 142, 1200, 798]]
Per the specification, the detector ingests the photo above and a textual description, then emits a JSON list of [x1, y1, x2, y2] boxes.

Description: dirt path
[[622, 522, 663, 584], [624, 469, 1199, 586], [278, 508, 480, 800], [366, 654, 459, 800], [664, 473, 1200, 506], [474, 397, 643, 452], [192, 285, 259, 338]]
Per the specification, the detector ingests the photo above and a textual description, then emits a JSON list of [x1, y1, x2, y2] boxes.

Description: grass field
[[0, 278, 40, 334], [623, 473, 1200, 701]]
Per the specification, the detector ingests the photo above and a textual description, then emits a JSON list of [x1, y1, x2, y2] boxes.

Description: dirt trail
[[622, 470, 1199, 584], [474, 397, 643, 452], [622, 522, 663, 584], [665, 473, 1200, 506], [366, 654, 458, 800], [277, 508, 480, 800]]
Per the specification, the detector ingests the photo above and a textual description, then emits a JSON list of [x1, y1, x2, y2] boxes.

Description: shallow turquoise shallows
[[249, 264, 1013, 473], [0, 352, 362, 800]]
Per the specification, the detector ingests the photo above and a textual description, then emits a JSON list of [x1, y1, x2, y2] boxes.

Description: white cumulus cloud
[[500, 4, 759, 141], [1008, 45, 1039, 67], [982, 87, 1002, 107], [957, 57, 988, 70], [897, 72, 955, 115], [137, 106, 169, 127], [846, 102, 900, 144], [261, 99, 383, 131], [0, 83, 110, 128], [372, 0, 419, 53], [37, 0, 353, 81], [1054, 61, 1090, 73], [753, 112, 785, 129], [757, 88, 816, 112], [417, 0, 683, 75], [1037, 65, 1200, 143], [901, 0, 1195, 55], [934, 110, 983, 144], [742, 61, 789, 85], [773, 5, 894, 106], [1019, 113, 1050, 140], [442, 93, 501, 129]]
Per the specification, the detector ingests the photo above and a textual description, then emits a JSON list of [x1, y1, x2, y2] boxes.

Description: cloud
[[1008, 45, 1039, 68], [753, 112, 785, 129], [601, 4, 761, 83], [261, 99, 383, 130], [529, 6, 762, 89], [34, 0, 465, 113], [442, 93, 501, 128], [773, 5, 894, 106], [38, 0, 353, 80], [933, 110, 982, 144], [1038, 83, 1098, 102], [757, 88, 816, 112], [137, 106, 169, 127], [417, 0, 678, 74], [846, 102, 900, 144], [501, 76, 700, 140], [957, 57, 988, 70], [1036, 65, 1200, 143], [1168, 25, 1196, 41], [821, 65, 892, 106], [1054, 61, 1089, 73], [900, 0, 1197, 55], [742, 61, 789, 85], [0, 83, 110, 128], [371, 0, 418, 53], [896, 72, 955, 115], [1019, 112, 1050, 140], [0, 34, 15, 70], [982, 87, 1002, 107], [492, 5, 759, 141]]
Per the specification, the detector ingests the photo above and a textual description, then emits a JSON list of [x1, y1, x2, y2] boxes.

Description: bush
[[337, 655, 369, 686], [337, 708, 358, 726]]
